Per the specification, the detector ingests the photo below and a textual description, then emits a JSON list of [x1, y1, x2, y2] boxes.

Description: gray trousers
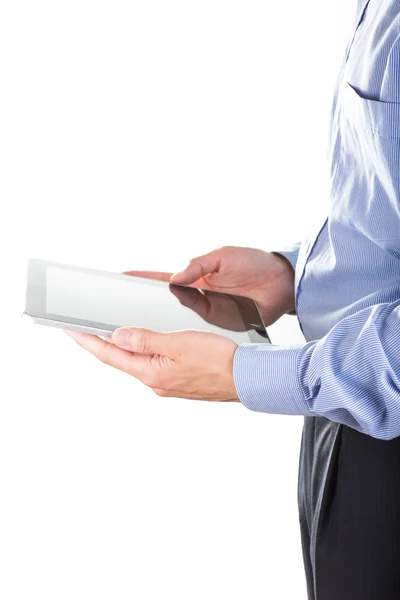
[[299, 416, 400, 600]]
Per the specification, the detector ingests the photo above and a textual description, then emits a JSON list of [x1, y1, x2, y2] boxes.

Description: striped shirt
[[233, 0, 400, 440]]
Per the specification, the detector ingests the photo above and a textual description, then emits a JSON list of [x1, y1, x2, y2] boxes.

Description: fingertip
[[112, 327, 132, 347], [170, 271, 184, 282], [170, 263, 196, 282]]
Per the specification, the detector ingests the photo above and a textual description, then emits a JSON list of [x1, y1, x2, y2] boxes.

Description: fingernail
[[112, 328, 132, 347]]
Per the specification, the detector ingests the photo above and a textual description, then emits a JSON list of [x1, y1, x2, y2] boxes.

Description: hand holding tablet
[[22, 248, 298, 401], [23, 259, 271, 344]]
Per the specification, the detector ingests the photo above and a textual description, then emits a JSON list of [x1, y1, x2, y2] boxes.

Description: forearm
[[234, 298, 400, 440]]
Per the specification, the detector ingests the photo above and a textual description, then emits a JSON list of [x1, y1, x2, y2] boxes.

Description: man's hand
[[124, 245, 295, 326], [64, 327, 240, 402]]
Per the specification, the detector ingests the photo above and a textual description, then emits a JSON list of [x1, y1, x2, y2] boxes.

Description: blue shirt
[[233, 0, 400, 440]]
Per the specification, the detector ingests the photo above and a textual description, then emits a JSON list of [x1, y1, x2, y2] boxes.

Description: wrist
[[270, 252, 296, 314], [271, 251, 295, 276]]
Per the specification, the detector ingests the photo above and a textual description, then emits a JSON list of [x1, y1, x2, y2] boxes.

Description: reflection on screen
[[46, 267, 252, 343]]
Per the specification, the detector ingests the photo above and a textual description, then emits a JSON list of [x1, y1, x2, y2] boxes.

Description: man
[[66, 1, 400, 598]]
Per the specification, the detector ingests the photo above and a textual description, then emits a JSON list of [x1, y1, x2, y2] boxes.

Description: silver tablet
[[23, 258, 271, 344]]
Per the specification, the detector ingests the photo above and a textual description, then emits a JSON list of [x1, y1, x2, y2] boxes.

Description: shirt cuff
[[233, 343, 313, 415], [271, 242, 301, 273]]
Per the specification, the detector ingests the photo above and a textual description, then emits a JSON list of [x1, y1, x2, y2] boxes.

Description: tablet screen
[[26, 259, 270, 344]]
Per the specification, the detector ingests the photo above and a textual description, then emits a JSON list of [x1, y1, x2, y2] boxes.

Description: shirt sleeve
[[271, 241, 302, 272], [234, 299, 400, 440]]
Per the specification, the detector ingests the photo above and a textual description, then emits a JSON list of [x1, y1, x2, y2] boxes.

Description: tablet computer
[[23, 259, 271, 344]]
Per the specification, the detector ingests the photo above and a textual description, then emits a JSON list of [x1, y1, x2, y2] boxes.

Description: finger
[[111, 327, 179, 359], [64, 330, 139, 372], [122, 270, 174, 282], [169, 252, 221, 285], [64, 329, 165, 384]]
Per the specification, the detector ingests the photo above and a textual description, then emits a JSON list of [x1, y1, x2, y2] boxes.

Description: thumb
[[112, 327, 178, 358], [170, 252, 221, 284]]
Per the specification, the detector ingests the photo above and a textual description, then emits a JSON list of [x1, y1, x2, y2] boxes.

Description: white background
[[1, 1, 355, 598]]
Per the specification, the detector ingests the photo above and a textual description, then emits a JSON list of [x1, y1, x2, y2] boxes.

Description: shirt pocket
[[330, 81, 400, 246]]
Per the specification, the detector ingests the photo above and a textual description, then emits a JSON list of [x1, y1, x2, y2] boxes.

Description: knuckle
[[136, 331, 150, 354]]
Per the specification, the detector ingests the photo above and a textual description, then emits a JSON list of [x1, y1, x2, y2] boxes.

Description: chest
[[328, 0, 400, 242], [344, 0, 400, 103], [294, 0, 400, 296]]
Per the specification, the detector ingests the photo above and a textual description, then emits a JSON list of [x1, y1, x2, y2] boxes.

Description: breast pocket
[[330, 81, 400, 247]]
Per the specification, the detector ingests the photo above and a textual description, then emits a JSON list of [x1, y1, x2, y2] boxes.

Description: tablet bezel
[[25, 258, 271, 343]]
